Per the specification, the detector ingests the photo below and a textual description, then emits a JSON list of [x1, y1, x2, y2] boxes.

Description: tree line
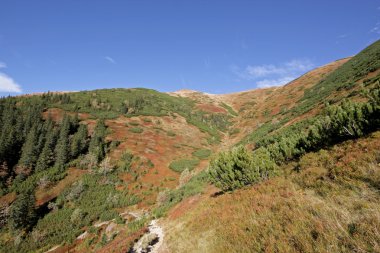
[[0, 96, 111, 232], [0, 99, 87, 195]]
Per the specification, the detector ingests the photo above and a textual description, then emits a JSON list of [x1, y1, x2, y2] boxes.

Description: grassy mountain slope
[[162, 131, 380, 252], [159, 40, 380, 252], [0, 40, 379, 252]]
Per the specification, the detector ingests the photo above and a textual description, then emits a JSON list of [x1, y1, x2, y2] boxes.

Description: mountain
[[0, 40, 379, 252]]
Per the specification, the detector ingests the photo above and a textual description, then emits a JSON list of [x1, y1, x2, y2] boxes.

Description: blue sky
[[0, 1, 379, 95]]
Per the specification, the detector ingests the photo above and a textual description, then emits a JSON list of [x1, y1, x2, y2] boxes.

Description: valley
[[0, 40, 380, 252]]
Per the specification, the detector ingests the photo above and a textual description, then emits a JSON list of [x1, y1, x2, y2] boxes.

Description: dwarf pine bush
[[208, 146, 277, 191]]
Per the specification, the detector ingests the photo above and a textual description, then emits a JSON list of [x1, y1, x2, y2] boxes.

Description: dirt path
[[148, 220, 164, 253], [131, 219, 164, 253]]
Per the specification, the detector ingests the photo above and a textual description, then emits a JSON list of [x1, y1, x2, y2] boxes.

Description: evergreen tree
[[17, 124, 40, 171], [54, 115, 70, 169], [70, 124, 89, 158], [89, 119, 107, 162], [36, 127, 59, 172], [208, 146, 277, 192], [8, 191, 36, 231], [0, 162, 9, 182], [69, 114, 79, 134], [0, 102, 23, 168]]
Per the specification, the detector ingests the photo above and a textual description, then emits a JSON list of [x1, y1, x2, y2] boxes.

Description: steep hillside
[[160, 40, 380, 252], [217, 57, 351, 148], [162, 131, 380, 252], [0, 40, 379, 252]]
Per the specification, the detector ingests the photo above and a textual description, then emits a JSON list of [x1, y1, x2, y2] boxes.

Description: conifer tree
[[54, 115, 70, 169], [8, 191, 36, 231], [70, 124, 89, 158], [69, 114, 79, 134], [0, 102, 21, 167], [0, 162, 9, 182], [36, 127, 59, 172], [17, 124, 39, 171], [89, 119, 107, 162]]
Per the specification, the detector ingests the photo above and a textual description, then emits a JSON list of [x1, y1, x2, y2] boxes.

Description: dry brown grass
[[162, 132, 380, 252], [214, 58, 351, 148]]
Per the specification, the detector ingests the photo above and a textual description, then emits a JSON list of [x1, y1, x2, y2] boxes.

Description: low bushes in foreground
[[208, 146, 277, 191]]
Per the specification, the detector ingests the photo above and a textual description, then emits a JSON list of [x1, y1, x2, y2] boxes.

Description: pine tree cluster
[[0, 97, 111, 230]]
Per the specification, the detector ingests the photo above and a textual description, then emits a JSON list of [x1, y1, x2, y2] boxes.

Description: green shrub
[[128, 218, 147, 233], [129, 121, 140, 126], [208, 146, 277, 192], [88, 226, 99, 234], [167, 130, 176, 137], [129, 127, 143, 134], [8, 191, 36, 231], [115, 215, 124, 224], [192, 149, 211, 159], [117, 151, 133, 172], [169, 159, 200, 173], [99, 209, 119, 221], [220, 102, 238, 116]]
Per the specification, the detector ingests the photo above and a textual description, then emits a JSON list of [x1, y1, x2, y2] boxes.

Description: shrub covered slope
[[0, 40, 379, 253]]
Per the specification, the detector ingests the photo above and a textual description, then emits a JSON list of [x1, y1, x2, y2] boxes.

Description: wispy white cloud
[[256, 76, 296, 88], [245, 64, 285, 78], [232, 59, 314, 88], [335, 34, 349, 44], [285, 59, 313, 72], [238, 59, 314, 80], [105, 56, 116, 64], [0, 61, 22, 93], [337, 34, 348, 39], [0, 73, 22, 93], [370, 22, 380, 34]]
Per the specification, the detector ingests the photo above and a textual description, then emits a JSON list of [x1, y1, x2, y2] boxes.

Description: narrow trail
[[148, 220, 164, 253], [131, 219, 164, 253]]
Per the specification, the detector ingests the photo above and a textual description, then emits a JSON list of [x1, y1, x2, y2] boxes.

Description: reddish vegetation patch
[[168, 194, 201, 220], [196, 103, 227, 114], [43, 108, 91, 122], [358, 68, 380, 82], [168, 185, 218, 220], [97, 227, 148, 253], [50, 225, 148, 253], [35, 168, 87, 206], [104, 114, 211, 207], [43, 108, 96, 134], [49, 243, 78, 253]]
